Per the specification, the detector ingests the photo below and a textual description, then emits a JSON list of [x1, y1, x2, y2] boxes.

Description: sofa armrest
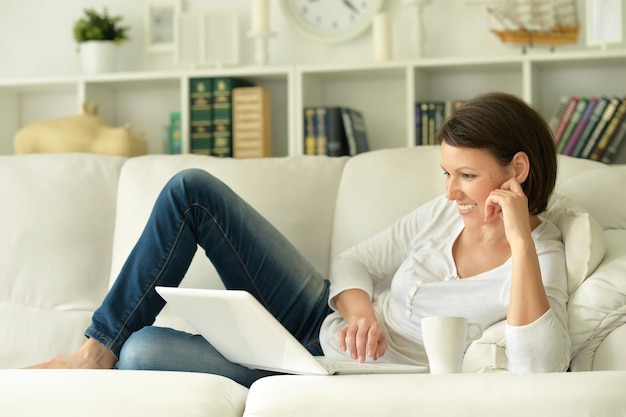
[[593, 323, 626, 371], [569, 230, 626, 371]]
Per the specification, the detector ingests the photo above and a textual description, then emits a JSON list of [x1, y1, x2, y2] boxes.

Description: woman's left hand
[[484, 177, 532, 242]]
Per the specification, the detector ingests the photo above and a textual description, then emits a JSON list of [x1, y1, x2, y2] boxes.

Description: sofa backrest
[[331, 146, 445, 261], [0, 153, 126, 368], [111, 154, 347, 330], [555, 157, 626, 231], [332, 147, 626, 260]]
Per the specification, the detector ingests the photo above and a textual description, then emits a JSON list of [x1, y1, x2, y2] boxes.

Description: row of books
[[549, 95, 626, 163], [303, 106, 370, 157], [190, 77, 272, 158], [415, 100, 464, 145]]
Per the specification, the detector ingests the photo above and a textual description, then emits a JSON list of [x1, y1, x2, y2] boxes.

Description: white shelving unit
[[2, 49, 626, 163]]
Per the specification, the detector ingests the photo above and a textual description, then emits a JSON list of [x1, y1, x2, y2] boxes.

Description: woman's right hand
[[334, 289, 388, 362]]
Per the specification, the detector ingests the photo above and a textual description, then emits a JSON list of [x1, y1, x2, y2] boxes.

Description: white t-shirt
[[320, 195, 570, 372]]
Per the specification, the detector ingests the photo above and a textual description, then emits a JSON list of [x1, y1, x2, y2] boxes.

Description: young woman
[[30, 92, 570, 386]]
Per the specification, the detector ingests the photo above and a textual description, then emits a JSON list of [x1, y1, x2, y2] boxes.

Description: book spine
[[414, 103, 422, 146], [571, 97, 609, 158], [444, 100, 455, 122], [303, 107, 317, 155], [427, 102, 436, 145], [341, 108, 357, 156], [326, 107, 348, 156], [580, 97, 620, 159], [212, 77, 254, 157], [420, 102, 429, 146], [315, 107, 328, 156], [169, 112, 182, 154], [562, 98, 597, 156], [590, 98, 626, 161], [553, 96, 579, 146], [348, 108, 370, 154], [433, 101, 445, 143], [548, 96, 570, 133], [557, 98, 588, 154], [232, 86, 272, 158], [600, 116, 626, 163], [189, 78, 213, 155]]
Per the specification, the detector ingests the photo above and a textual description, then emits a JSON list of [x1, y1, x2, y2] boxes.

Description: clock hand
[[341, 0, 360, 14]]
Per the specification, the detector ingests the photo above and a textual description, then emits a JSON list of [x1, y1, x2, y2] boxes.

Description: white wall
[[2, 0, 623, 78]]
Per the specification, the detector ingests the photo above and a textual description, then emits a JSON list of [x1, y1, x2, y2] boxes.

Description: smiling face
[[440, 141, 515, 227]]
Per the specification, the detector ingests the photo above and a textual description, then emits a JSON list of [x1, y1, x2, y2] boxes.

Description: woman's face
[[440, 141, 515, 227]]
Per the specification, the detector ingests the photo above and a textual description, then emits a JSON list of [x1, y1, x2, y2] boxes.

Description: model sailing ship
[[488, 0, 579, 50]]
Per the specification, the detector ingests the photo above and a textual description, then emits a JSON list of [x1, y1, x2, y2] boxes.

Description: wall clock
[[279, 0, 385, 43]]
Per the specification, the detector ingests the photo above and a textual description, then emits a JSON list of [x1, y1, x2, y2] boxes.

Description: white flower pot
[[79, 40, 117, 74]]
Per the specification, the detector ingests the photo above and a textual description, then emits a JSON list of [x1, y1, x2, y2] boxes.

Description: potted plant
[[73, 8, 130, 74]]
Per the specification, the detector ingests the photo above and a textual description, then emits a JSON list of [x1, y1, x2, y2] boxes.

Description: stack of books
[[302, 106, 370, 157], [550, 95, 626, 163], [189, 77, 272, 158]]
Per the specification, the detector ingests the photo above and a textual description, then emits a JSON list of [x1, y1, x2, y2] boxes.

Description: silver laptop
[[155, 286, 427, 375]]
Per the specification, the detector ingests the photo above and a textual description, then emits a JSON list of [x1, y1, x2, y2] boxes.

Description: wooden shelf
[[1, 50, 626, 162]]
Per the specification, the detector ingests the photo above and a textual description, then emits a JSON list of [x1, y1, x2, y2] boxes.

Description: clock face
[[280, 0, 385, 43]]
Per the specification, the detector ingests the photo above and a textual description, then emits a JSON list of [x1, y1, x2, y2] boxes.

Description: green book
[[169, 112, 182, 154], [212, 77, 254, 157], [189, 78, 213, 155]]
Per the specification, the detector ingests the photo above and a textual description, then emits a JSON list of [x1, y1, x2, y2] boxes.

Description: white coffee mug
[[421, 316, 483, 374]]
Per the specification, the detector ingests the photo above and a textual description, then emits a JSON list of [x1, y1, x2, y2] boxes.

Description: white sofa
[[1, 146, 625, 417]]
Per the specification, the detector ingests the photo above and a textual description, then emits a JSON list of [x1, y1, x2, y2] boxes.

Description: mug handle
[[467, 322, 483, 342]]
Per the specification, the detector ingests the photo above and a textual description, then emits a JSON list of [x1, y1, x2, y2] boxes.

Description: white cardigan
[[320, 195, 571, 372]]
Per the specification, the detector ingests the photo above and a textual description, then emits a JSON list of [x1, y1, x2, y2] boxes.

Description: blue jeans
[[86, 169, 332, 387]]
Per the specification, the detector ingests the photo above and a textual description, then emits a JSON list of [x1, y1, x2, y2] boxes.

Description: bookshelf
[[1, 48, 626, 163]]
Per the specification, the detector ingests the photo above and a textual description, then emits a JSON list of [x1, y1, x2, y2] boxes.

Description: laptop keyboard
[[316, 357, 427, 373]]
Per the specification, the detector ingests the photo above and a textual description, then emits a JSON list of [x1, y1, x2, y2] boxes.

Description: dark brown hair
[[436, 92, 557, 215]]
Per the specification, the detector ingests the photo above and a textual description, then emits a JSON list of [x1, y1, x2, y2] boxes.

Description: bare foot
[[24, 338, 117, 369]]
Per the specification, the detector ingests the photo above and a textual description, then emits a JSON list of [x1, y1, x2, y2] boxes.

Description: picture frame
[[145, 0, 182, 53], [175, 12, 240, 68], [586, 0, 623, 48]]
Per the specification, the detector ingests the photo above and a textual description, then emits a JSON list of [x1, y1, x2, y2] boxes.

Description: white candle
[[251, 0, 270, 33], [372, 12, 392, 62]]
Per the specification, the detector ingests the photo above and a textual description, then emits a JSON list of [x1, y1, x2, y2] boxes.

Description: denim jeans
[[86, 168, 332, 387]]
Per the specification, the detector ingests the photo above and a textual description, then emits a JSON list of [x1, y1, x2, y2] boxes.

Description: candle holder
[[248, 31, 275, 66]]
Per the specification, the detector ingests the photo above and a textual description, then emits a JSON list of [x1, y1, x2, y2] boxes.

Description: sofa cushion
[[109, 154, 347, 331], [0, 154, 126, 368], [331, 146, 444, 260], [0, 369, 248, 417], [543, 194, 606, 294], [568, 230, 626, 371], [244, 372, 626, 417]]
